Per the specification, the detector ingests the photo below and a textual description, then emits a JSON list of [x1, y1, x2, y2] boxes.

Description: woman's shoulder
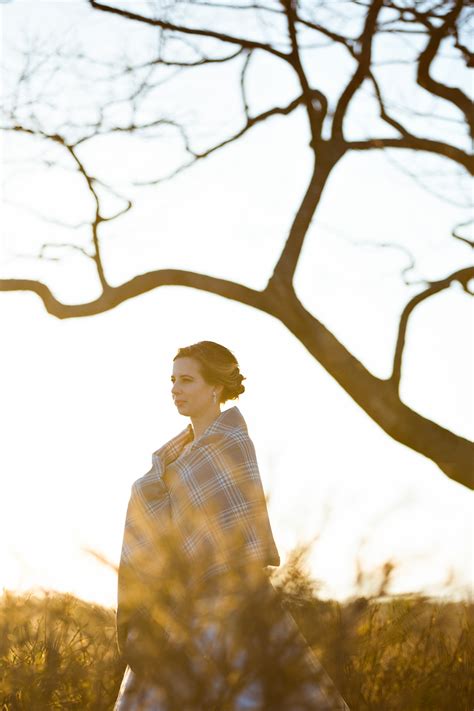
[[196, 428, 258, 474], [200, 406, 251, 442], [201, 423, 252, 449]]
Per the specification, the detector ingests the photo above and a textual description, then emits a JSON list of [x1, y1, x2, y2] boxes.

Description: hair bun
[[222, 367, 246, 402]]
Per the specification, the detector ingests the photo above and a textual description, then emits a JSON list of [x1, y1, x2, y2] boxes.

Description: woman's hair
[[173, 341, 245, 403]]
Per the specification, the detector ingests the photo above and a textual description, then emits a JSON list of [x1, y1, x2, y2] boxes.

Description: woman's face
[[171, 357, 218, 418]]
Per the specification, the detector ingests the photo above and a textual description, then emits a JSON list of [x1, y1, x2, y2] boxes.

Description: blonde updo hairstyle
[[173, 341, 245, 404]]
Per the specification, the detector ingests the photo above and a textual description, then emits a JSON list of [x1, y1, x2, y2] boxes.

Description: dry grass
[[0, 559, 472, 710], [0, 591, 124, 709]]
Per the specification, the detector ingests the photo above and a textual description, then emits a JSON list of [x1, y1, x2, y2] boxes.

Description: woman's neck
[[191, 406, 221, 440]]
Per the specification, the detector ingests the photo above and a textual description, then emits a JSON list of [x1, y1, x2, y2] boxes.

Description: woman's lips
[[175, 400, 186, 405]]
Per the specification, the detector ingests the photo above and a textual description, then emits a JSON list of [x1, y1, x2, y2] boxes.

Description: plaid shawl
[[116, 406, 280, 656]]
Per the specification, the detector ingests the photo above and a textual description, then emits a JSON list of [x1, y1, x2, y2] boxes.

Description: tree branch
[[347, 136, 473, 175], [124, 47, 244, 71], [452, 219, 474, 249], [390, 266, 474, 394], [89, 1, 290, 60], [133, 94, 306, 185], [0, 271, 269, 317], [269, 289, 474, 490], [416, 0, 473, 137], [294, 13, 355, 50], [239, 50, 253, 121], [331, 0, 384, 139], [3, 125, 133, 290], [280, 0, 326, 142], [269, 140, 345, 287]]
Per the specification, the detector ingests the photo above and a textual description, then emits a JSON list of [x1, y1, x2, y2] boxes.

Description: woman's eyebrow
[[170, 374, 194, 379]]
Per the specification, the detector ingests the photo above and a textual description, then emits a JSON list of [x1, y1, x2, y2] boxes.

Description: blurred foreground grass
[[0, 562, 472, 711]]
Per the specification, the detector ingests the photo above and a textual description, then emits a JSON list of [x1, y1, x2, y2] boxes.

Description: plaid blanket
[[116, 406, 280, 656]]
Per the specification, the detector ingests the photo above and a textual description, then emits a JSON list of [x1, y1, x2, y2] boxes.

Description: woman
[[114, 341, 349, 711]]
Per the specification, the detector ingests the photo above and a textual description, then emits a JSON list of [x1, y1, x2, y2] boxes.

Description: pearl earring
[[212, 391, 217, 403]]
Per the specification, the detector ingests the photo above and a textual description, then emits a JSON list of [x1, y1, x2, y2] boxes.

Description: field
[[1, 563, 472, 710]]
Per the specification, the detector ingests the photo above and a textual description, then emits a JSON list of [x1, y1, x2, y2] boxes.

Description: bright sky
[[0, 1, 472, 609]]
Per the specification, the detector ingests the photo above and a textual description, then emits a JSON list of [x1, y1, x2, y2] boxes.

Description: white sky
[[0, 0, 472, 609]]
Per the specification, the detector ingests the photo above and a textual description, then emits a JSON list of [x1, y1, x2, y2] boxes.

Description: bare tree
[[1, 0, 472, 488]]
